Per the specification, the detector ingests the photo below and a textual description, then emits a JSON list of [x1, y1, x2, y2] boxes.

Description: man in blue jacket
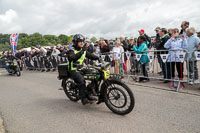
[[186, 27, 200, 82]]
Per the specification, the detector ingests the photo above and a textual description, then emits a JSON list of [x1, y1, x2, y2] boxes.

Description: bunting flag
[[101, 55, 105, 60], [136, 54, 142, 61], [126, 52, 131, 60], [176, 52, 186, 62], [109, 54, 113, 61], [117, 53, 121, 59], [160, 54, 169, 63], [194, 51, 200, 61], [10, 33, 19, 54], [148, 54, 154, 63]]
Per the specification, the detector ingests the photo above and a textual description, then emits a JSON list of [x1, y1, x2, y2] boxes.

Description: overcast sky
[[0, 0, 200, 39]]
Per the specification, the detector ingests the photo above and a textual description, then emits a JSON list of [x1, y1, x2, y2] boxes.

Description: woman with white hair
[[186, 27, 200, 82], [112, 40, 124, 74]]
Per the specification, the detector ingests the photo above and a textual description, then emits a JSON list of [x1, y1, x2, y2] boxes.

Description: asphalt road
[[0, 69, 200, 133]]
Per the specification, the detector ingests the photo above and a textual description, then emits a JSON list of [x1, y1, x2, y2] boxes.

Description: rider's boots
[[79, 84, 90, 105], [81, 97, 89, 105]]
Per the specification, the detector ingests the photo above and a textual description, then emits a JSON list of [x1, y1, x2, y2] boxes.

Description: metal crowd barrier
[[98, 49, 200, 92], [99, 52, 124, 75], [0, 59, 5, 68], [21, 56, 68, 71]]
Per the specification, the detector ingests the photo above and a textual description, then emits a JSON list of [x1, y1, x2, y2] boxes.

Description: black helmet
[[72, 34, 85, 46]]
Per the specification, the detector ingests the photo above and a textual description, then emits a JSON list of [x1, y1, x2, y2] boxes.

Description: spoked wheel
[[63, 78, 79, 102], [107, 87, 127, 108], [104, 79, 135, 115]]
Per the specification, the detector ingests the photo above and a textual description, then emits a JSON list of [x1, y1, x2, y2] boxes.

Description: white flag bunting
[[136, 54, 142, 61], [160, 54, 169, 63]]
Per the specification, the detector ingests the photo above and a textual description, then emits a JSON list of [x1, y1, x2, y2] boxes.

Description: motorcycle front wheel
[[104, 79, 135, 115], [16, 67, 21, 76]]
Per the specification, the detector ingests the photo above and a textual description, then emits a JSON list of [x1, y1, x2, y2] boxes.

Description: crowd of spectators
[[0, 21, 200, 87]]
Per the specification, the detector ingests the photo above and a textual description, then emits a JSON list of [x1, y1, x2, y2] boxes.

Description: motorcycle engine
[[87, 81, 97, 95]]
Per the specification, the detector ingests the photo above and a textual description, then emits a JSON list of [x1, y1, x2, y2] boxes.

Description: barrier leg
[[176, 81, 181, 92], [127, 75, 130, 83]]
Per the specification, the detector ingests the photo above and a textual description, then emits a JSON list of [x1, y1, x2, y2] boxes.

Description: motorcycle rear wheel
[[63, 78, 79, 102]]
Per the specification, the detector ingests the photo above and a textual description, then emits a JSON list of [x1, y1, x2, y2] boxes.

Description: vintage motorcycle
[[3, 58, 21, 76], [58, 62, 135, 115]]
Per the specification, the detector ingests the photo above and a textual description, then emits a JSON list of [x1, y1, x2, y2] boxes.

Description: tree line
[[0, 33, 75, 51]]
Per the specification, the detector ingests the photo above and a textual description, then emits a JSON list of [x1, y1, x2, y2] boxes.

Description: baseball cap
[[138, 29, 145, 33]]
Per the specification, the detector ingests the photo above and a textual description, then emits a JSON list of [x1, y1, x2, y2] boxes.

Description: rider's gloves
[[80, 46, 86, 54], [82, 45, 86, 51]]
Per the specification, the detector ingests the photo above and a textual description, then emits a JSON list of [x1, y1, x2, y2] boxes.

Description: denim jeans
[[6, 63, 10, 72]]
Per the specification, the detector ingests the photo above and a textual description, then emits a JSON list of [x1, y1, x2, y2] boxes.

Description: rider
[[67, 34, 99, 105], [4, 52, 19, 72]]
